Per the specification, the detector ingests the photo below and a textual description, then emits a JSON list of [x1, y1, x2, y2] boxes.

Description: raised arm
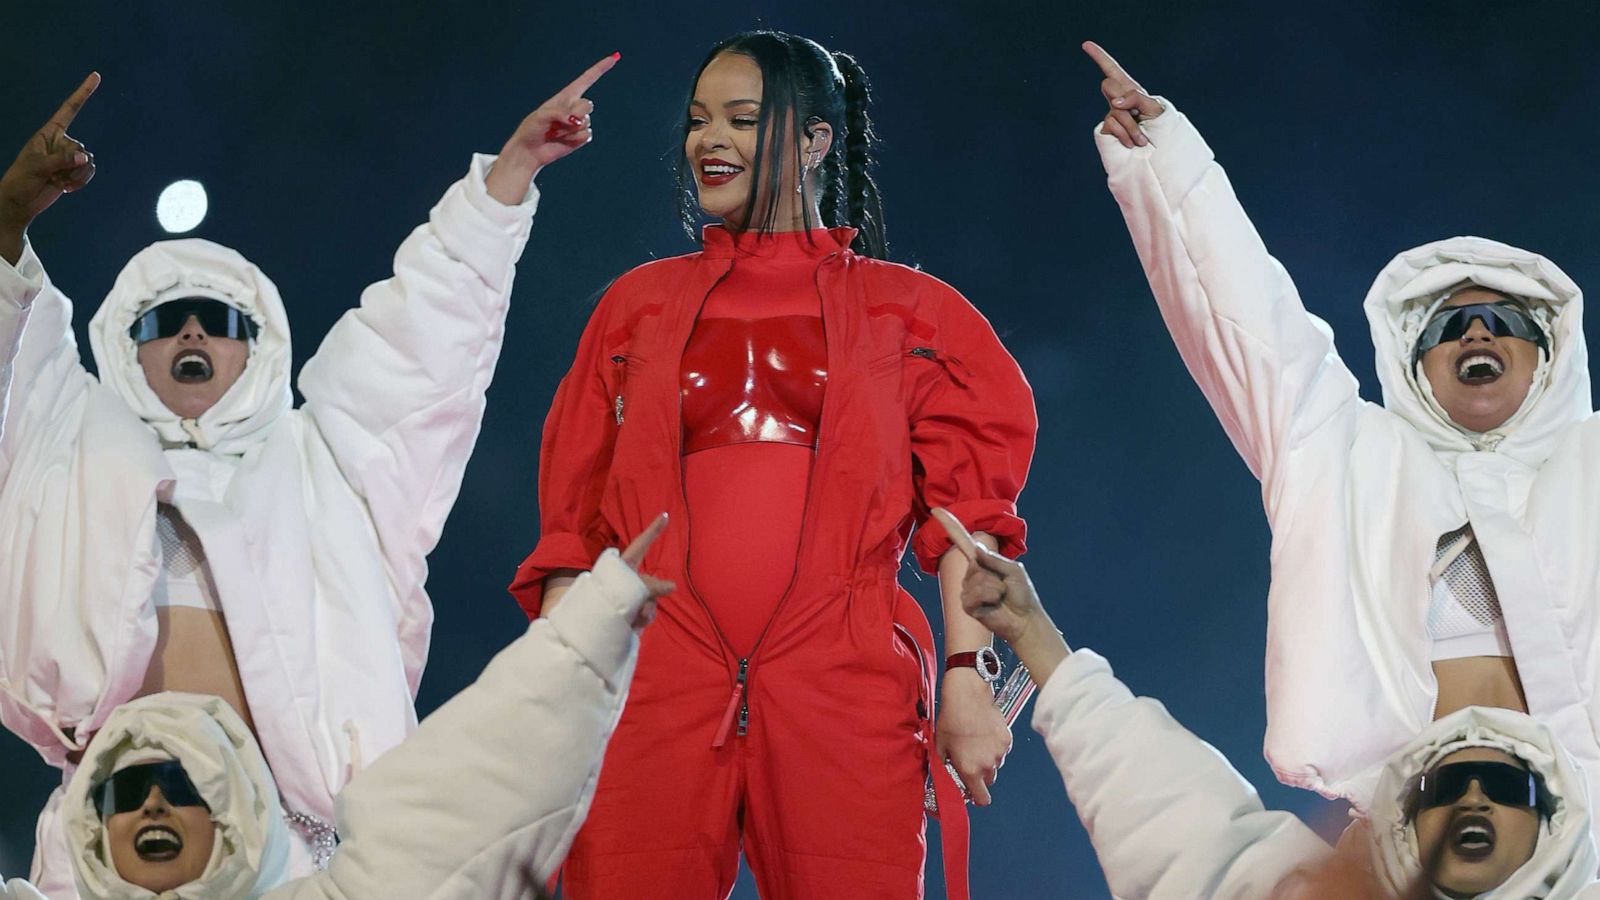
[[935, 510, 1329, 898], [0, 75, 168, 766], [296, 55, 618, 614], [0, 74, 98, 463], [1083, 42, 1361, 499], [269, 517, 673, 900]]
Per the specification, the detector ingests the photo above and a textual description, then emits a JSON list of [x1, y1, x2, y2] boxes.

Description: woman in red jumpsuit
[[510, 31, 1037, 899]]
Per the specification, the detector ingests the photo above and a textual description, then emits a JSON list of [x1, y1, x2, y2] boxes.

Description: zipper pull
[[736, 658, 750, 737], [610, 355, 627, 425], [711, 659, 750, 748], [908, 346, 972, 387]]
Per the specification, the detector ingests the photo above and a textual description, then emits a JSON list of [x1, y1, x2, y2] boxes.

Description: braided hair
[[675, 31, 888, 259]]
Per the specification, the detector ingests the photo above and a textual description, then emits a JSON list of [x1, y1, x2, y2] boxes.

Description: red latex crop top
[[679, 228, 836, 454], [680, 315, 827, 453]]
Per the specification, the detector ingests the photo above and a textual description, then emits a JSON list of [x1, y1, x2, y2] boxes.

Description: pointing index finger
[[47, 72, 101, 133], [558, 52, 620, 101], [1081, 41, 1133, 85], [931, 508, 979, 562], [620, 512, 668, 569]]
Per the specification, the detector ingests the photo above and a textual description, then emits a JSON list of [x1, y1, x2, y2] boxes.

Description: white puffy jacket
[[1035, 649, 1600, 898], [0, 155, 537, 893], [47, 551, 650, 900], [1096, 101, 1600, 813], [1, 879, 46, 900]]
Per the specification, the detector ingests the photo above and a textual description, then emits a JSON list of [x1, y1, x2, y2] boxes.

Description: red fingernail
[[545, 124, 565, 140], [568, 115, 583, 125], [610, 51, 621, 61]]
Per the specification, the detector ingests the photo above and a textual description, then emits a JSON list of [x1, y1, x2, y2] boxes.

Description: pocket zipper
[[610, 355, 627, 424], [909, 346, 974, 387]]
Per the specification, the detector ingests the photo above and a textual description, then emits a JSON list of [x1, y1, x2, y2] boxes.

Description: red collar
[[700, 224, 857, 260]]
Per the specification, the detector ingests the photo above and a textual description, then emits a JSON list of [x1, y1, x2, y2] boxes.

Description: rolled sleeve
[[908, 280, 1037, 573]]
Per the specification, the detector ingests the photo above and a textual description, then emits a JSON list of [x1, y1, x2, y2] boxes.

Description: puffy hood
[[62, 693, 290, 900], [88, 239, 293, 455], [1364, 237, 1589, 466], [1369, 706, 1597, 899]]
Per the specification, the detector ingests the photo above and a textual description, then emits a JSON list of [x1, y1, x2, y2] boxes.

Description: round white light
[[156, 180, 208, 234]]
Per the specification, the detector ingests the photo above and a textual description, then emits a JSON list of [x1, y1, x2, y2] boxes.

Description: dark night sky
[[4, 1, 1600, 896]]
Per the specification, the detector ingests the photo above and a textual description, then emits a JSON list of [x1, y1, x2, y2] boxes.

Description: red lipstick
[[699, 157, 744, 187]]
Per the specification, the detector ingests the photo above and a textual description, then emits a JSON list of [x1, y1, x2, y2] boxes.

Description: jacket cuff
[[913, 501, 1027, 573], [429, 154, 540, 296], [0, 238, 46, 311], [509, 533, 605, 619], [1092, 97, 1216, 210], [1030, 649, 1126, 740], [468, 152, 542, 217], [545, 549, 648, 688]]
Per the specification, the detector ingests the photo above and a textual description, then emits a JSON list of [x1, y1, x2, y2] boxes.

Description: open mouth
[[1448, 814, 1496, 862], [170, 350, 214, 384], [1455, 350, 1505, 386], [699, 157, 745, 186], [134, 825, 184, 862]]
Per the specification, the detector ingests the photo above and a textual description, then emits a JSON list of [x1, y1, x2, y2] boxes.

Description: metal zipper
[[910, 346, 974, 384], [610, 355, 627, 424], [692, 251, 840, 747]]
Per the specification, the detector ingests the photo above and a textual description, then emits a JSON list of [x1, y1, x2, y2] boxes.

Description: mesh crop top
[[1428, 525, 1511, 661]]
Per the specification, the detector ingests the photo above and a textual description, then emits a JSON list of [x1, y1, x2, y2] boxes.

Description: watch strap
[[945, 648, 1002, 680]]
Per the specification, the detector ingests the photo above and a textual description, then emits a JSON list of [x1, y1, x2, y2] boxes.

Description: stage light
[[156, 180, 208, 234]]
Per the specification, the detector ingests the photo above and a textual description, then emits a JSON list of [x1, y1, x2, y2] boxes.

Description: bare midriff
[[1433, 656, 1528, 719], [135, 606, 257, 733]]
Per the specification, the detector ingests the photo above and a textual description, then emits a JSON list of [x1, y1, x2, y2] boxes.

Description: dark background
[[4, 1, 1599, 896]]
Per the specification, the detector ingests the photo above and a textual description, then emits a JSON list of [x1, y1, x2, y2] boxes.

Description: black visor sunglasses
[[1412, 760, 1549, 815], [92, 760, 210, 819], [1413, 301, 1548, 365], [128, 298, 259, 345]]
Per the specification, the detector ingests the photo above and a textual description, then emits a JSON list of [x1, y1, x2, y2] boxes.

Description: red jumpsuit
[[511, 226, 1036, 899]]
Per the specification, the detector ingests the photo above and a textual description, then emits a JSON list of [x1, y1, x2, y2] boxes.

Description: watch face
[[975, 647, 1003, 682]]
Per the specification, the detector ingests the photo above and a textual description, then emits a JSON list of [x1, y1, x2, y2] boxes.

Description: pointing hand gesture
[[617, 512, 675, 631], [485, 53, 619, 204], [0, 73, 100, 263], [932, 509, 1045, 646], [932, 508, 1070, 684], [1082, 41, 1163, 149]]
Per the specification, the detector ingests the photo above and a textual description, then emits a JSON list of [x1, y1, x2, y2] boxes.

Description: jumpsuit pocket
[[604, 353, 647, 425], [891, 622, 933, 727], [868, 349, 907, 376], [907, 346, 974, 389]]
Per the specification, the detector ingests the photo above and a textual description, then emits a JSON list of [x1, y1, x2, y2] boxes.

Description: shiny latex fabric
[[682, 315, 825, 655], [679, 238, 829, 654], [680, 316, 827, 453]]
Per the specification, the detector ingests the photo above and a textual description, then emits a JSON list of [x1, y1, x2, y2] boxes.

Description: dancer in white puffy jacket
[[3, 521, 670, 900], [932, 508, 1600, 899], [1081, 41, 1600, 817], [0, 55, 617, 895]]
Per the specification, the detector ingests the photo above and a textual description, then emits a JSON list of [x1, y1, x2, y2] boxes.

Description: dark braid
[[818, 134, 847, 229], [830, 51, 887, 259]]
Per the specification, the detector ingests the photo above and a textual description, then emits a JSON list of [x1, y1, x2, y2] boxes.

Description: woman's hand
[[1082, 41, 1163, 149], [936, 668, 1012, 806], [0, 73, 100, 264], [617, 512, 674, 631], [485, 52, 618, 204]]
